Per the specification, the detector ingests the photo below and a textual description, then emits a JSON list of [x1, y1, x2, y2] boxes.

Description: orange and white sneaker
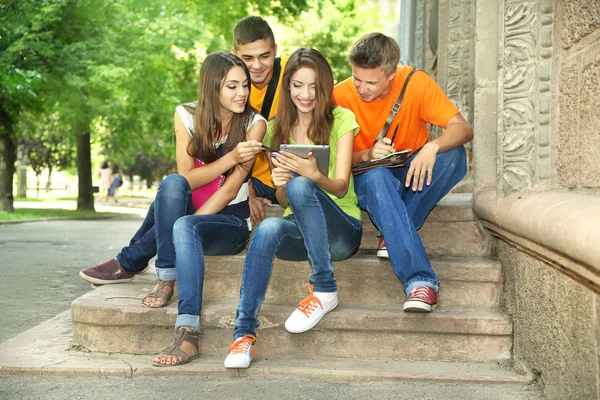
[[284, 284, 338, 334], [224, 334, 256, 369], [377, 237, 389, 259]]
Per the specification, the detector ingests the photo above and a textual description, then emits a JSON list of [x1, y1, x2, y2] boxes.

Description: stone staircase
[[70, 193, 532, 385]]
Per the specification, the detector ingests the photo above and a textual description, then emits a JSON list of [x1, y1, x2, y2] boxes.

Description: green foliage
[[0, 0, 69, 124], [4, 0, 391, 185], [274, 0, 395, 83], [20, 112, 74, 179]]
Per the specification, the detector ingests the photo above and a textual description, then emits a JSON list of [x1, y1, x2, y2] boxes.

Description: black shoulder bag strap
[[260, 57, 281, 120], [372, 67, 420, 145]]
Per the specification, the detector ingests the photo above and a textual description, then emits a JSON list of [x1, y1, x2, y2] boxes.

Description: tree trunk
[[0, 105, 16, 212], [75, 126, 95, 211], [35, 172, 40, 198], [46, 165, 53, 192], [0, 134, 15, 212], [16, 144, 28, 198]]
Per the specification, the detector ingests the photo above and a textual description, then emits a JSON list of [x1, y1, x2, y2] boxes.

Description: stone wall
[[556, 0, 600, 189], [499, 241, 600, 400], [471, 0, 600, 398]]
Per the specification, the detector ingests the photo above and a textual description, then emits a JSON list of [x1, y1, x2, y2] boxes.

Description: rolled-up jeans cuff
[[156, 267, 176, 282], [175, 314, 201, 334], [405, 280, 439, 297]]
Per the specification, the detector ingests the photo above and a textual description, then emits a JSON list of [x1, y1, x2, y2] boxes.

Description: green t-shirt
[[264, 106, 361, 221]]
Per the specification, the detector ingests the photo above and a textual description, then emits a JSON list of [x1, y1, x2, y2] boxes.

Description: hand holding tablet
[[278, 144, 330, 177]]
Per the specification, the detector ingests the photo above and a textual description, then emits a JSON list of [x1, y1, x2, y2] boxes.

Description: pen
[[389, 124, 399, 144], [261, 144, 278, 153]]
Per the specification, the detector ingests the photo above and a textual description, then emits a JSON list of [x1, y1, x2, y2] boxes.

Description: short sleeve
[[332, 107, 360, 139], [175, 104, 195, 137], [418, 74, 460, 128], [247, 112, 267, 130]]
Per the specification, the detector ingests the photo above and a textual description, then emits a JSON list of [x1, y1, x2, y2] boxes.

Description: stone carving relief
[[500, 0, 554, 193], [445, 0, 474, 125]]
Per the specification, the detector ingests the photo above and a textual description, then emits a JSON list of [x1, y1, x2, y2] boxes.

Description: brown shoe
[[79, 258, 134, 285]]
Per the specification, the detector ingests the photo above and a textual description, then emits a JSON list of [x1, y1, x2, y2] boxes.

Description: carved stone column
[[437, 0, 475, 126], [498, 0, 555, 194]]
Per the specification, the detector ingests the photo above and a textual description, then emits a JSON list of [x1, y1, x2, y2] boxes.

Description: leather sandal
[[142, 280, 175, 308], [152, 327, 199, 367]]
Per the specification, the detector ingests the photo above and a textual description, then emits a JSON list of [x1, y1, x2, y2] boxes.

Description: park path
[[0, 216, 144, 343]]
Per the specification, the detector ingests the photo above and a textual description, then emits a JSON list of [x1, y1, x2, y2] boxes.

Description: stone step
[[197, 255, 501, 309], [1, 312, 536, 393], [72, 285, 512, 362], [262, 193, 491, 257], [265, 193, 476, 223]]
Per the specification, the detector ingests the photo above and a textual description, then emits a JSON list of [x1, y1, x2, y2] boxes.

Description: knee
[[157, 174, 190, 198], [172, 216, 197, 244], [253, 217, 284, 239], [286, 176, 316, 202], [441, 146, 467, 178], [356, 168, 396, 196]]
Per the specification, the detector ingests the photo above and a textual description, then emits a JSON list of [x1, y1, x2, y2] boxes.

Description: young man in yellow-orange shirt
[[333, 33, 473, 313], [232, 16, 287, 224]]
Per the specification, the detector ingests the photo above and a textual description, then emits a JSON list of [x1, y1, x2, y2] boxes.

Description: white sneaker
[[285, 284, 338, 334], [224, 334, 256, 369]]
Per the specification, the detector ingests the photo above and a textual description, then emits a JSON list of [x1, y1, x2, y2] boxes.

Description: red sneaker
[[403, 286, 437, 313], [376, 237, 389, 259]]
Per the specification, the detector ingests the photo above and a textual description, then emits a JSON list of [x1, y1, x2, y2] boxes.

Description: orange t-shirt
[[333, 67, 459, 154], [249, 56, 288, 189]]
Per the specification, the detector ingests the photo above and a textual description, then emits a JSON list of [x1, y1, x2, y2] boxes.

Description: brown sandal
[[142, 280, 175, 308], [152, 327, 199, 367]]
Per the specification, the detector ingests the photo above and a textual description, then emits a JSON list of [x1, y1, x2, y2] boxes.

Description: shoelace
[[297, 284, 323, 317], [409, 286, 431, 300], [229, 334, 256, 355]]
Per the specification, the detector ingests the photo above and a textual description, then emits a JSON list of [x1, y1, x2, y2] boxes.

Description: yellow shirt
[[249, 56, 288, 189]]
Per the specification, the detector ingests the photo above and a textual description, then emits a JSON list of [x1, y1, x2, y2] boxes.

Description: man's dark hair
[[349, 33, 400, 75], [233, 16, 275, 49]]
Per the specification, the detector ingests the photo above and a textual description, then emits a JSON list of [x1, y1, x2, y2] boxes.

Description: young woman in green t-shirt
[[224, 48, 363, 369]]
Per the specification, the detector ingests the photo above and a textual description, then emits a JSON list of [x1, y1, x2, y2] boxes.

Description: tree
[[2, 0, 391, 213], [0, 0, 69, 211], [21, 113, 74, 194]]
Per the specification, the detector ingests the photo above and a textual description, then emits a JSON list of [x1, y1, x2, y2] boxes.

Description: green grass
[[0, 208, 117, 221], [14, 194, 155, 202]]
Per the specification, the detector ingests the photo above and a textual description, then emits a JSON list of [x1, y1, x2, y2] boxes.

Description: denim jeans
[[173, 214, 251, 333], [233, 176, 362, 339], [353, 145, 467, 296], [251, 177, 277, 204], [116, 174, 195, 281]]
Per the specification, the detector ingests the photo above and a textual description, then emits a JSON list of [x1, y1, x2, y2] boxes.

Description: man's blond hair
[[349, 33, 400, 75]]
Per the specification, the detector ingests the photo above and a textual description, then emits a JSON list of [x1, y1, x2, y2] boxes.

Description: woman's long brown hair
[[271, 48, 334, 151], [186, 52, 253, 176]]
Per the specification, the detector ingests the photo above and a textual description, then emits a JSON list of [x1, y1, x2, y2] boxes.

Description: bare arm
[[174, 112, 264, 191], [194, 119, 267, 215]]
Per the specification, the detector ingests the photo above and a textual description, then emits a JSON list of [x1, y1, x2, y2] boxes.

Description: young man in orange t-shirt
[[232, 16, 287, 224], [333, 33, 473, 313]]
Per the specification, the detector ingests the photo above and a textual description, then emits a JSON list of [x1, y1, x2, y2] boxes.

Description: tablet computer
[[279, 144, 330, 177]]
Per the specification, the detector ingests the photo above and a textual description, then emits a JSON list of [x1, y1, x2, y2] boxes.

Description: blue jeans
[[251, 177, 277, 203], [173, 214, 251, 333], [233, 176, 362, 339], [354, 146, 467, 296], [116, 174, 195, 281]]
